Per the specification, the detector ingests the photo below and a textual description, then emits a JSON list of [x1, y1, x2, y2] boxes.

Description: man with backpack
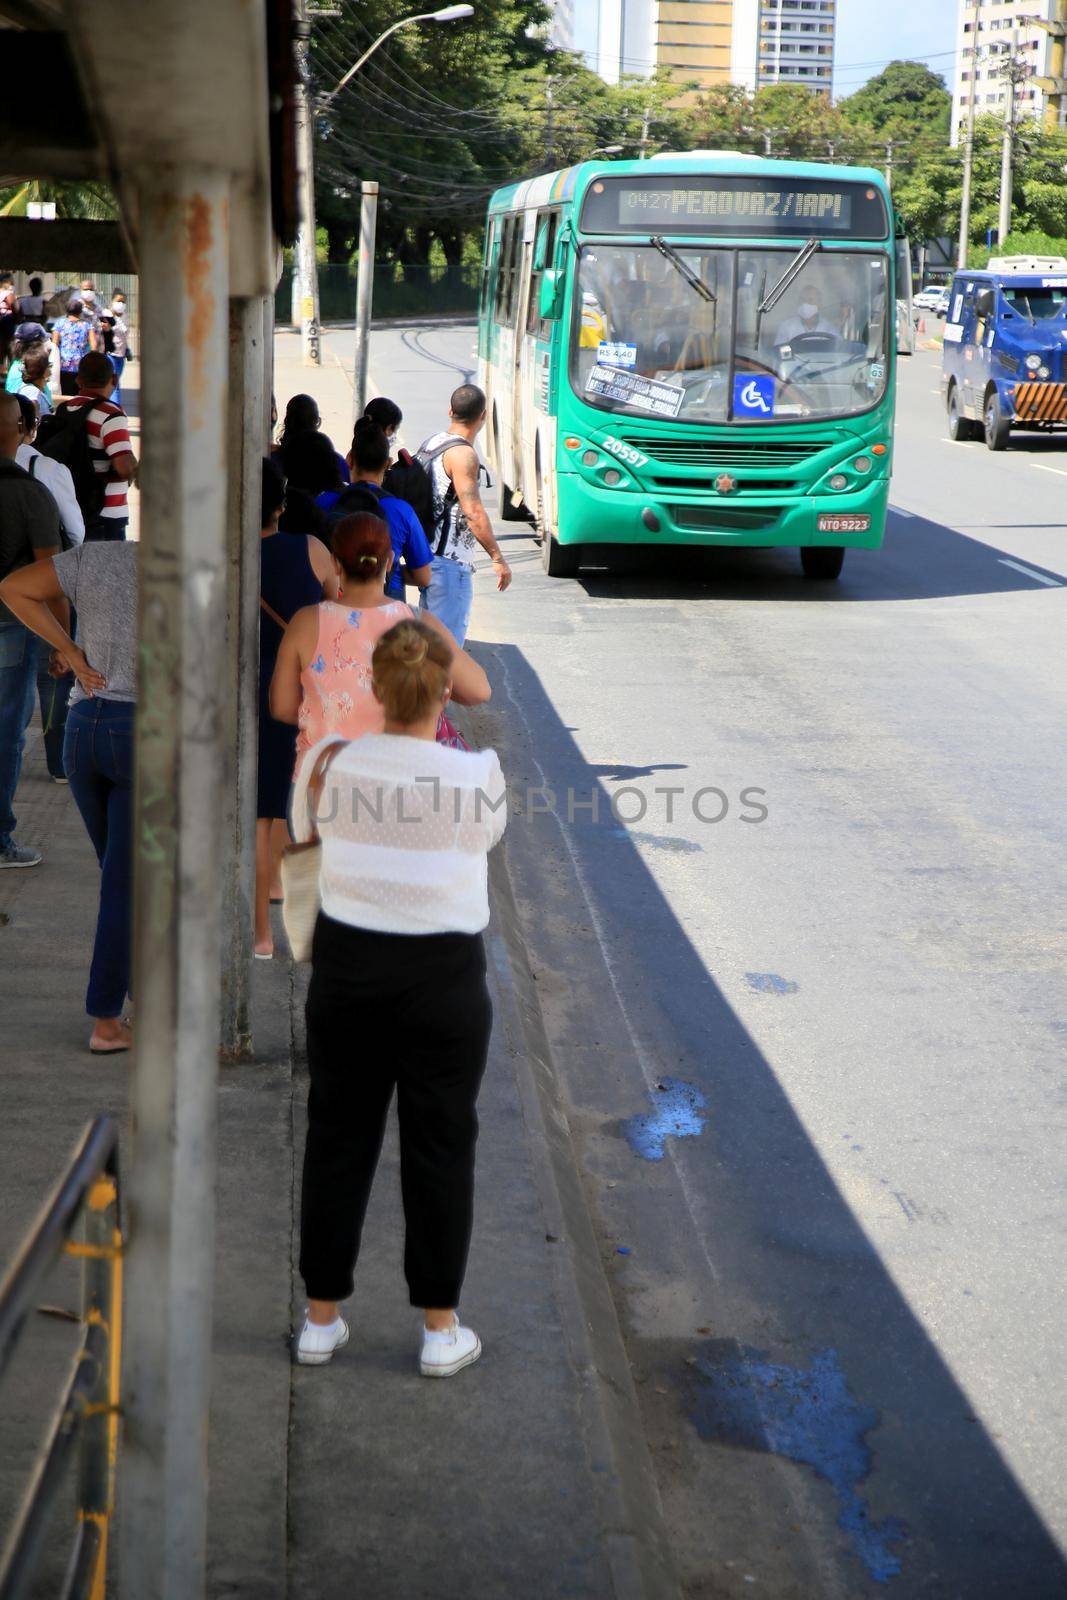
[[37, 351, 136, 541], [415, 384, 511, 648], [0, 393, 65, 867]]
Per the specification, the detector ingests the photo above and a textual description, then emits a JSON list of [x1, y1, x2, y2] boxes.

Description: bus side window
[[527, 211, 558, 338], [495, 217, 516, 326], [480, 222, 497, 321]]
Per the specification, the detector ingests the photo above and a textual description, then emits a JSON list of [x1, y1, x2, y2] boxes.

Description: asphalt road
[[324, 322, 1067, 1598]]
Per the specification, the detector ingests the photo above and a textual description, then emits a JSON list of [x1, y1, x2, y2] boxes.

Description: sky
[[833, 0, 958, 99], [569, 0, 960, 100]]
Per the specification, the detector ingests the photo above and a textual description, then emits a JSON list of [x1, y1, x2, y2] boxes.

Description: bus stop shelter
[[0, 4, 297, 1593]]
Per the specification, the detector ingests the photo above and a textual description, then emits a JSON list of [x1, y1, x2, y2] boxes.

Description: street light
[[320, 5, 474, 106], [591, 145, 623, 157], [295, 2, 475, 367]]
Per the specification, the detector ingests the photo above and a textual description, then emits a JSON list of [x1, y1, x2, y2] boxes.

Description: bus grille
[[671, 504, 784, 533], [623, 436, 832, 467]]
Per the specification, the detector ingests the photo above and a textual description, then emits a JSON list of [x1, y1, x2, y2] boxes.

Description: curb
[[486, 844, 681, 1600]]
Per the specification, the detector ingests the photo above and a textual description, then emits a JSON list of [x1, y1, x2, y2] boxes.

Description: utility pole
[[352, 179, 379, 420], [958, 0, 982, 269], [884, 138, 894, 191], [997, 45, 1032, 244], [545, 77, 555, 168], [294, 0, 321, 365], [639, 102, 652, 160]]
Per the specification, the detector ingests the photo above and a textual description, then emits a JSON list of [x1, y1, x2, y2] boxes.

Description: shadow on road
[[474, 640, 1067, 1596], [534, 508, 1067, 602]]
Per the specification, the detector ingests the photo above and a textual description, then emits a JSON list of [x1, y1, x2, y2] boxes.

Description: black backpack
[[35, 403, 106, 518], [383, 448, 435, 539]]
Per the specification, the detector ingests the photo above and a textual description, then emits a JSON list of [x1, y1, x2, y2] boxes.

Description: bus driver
[[774, 283, 837, 346]]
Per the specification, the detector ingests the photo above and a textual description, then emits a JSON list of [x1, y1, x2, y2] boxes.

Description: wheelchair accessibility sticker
[[733, 373, 775, 417]]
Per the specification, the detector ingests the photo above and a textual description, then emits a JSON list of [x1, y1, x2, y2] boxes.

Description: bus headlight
[[582, 449, 599, 467], [853, 456, 872, 474], [829, 473, 848, 490], [603, 468, 622, 487], [1025, 354, 1043, 372], [1039, 364, 1050, 379]]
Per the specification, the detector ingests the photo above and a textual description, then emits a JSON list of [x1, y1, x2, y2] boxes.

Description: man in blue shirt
[[339, 420, 433, 601]]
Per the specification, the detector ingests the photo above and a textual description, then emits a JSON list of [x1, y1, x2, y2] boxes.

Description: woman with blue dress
[[257, 457, 335, 958]]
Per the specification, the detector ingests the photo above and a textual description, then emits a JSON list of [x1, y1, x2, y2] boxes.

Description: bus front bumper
[[554, 473, 889, 550]]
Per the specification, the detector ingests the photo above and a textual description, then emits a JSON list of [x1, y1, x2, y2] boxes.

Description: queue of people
[[0, 371, 515, 1379]]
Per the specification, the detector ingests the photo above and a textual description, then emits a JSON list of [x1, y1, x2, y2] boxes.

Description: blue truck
[[943, 255, 1067, 450]]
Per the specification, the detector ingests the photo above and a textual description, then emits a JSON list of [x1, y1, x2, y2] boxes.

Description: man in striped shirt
[[64, 351, 137, 541]]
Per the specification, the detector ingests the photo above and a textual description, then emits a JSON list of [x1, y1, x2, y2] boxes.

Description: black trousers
[[300, 913, 493, 1308]]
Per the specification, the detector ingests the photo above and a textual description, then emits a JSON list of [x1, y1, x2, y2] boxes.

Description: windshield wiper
[[650, 236, 716, 303], [757, 237, 823, 316]]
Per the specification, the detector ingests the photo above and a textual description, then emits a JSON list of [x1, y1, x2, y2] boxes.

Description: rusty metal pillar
[[120, 166, 230, 1600], [220, 296, 265, 1059]]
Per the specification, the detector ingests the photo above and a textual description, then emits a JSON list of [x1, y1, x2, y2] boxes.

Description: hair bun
[[403, 639, 428, 667], [357, 552, 377, 568]]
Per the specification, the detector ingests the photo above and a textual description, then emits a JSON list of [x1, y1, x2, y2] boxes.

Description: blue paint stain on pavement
[[745, 971, 799, 994], [624, 1078, 707, 1161], [691, 1346, 905, 1584]]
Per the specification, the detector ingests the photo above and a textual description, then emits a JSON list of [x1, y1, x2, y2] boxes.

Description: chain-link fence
[[275, 261, 481, 326]]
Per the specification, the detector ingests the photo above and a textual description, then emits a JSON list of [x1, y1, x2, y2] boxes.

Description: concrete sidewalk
[[0, 724, 672, 1594]]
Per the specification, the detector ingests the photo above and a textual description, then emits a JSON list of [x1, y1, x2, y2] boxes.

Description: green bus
[[478, 153, 905, 580]]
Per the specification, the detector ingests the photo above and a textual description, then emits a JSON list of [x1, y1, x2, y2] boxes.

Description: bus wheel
[[542, 529, 581, 577], [984, 390, 1011, 451], [947, 385, 978, 442], [800, 546, 845, 581]]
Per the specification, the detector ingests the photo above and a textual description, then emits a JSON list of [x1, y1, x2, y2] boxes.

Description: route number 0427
[[601, 435, 648, 469]]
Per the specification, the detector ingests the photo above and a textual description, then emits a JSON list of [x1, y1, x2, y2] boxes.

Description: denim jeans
[[84, 516, 127, 544], [0, 619, 38, 850], [64, 698, 135, 1017], [36, 638, 72, 779], [420, 555, 474, 647]]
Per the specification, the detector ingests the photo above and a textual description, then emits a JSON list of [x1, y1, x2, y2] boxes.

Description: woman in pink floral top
[[270, 512, 490, 780]]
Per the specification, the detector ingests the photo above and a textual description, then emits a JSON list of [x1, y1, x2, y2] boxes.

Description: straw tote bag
[[280, 739, 345, 962]]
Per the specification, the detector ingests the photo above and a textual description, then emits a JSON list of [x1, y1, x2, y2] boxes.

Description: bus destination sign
[[580, 175, 888, 240], [620, 186, 851, 227]]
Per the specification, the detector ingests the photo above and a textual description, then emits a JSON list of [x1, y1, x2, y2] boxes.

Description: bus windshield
[[572, 244, 889, 425]]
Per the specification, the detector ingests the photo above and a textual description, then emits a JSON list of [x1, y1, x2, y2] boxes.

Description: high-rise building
[[587, 0, 836, 96], [752, 0, 835, 93], [547, 0, 577, 53], [952, 0, 1067, 147]]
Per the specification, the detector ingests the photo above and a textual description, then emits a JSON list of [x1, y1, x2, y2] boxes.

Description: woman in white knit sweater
[[293, 618, 507, 1376]]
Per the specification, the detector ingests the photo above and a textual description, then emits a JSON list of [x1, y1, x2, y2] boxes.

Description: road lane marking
[[890, 507, 916, 518], [998, 559, 1062, 586], [1032, 463, 1067, 477], [941, 437, 976, 447]]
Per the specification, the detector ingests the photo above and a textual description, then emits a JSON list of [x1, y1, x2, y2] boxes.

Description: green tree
[[310, 0, 558, 269], [838, 61, 952, 142], [0, 178, 117, 220]]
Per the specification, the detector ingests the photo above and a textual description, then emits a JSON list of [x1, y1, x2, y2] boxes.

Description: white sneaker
[[294, 1314, 350, 1366], [419, 1316, 482, 1378]]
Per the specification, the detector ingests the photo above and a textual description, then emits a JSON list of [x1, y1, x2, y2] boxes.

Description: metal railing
[[0, 1118, 123, 1600]]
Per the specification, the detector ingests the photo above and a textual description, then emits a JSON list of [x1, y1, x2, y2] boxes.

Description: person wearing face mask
[[106, 290, 129, 403], [773, 283, 837, 346]]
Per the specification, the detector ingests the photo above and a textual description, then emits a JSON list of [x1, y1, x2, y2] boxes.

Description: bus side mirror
[[539, 269, 564, 321], [975, 287, 996, 317]]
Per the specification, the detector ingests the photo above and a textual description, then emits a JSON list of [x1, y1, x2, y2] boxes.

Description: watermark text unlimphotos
[[311, 780, 769, 828]]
